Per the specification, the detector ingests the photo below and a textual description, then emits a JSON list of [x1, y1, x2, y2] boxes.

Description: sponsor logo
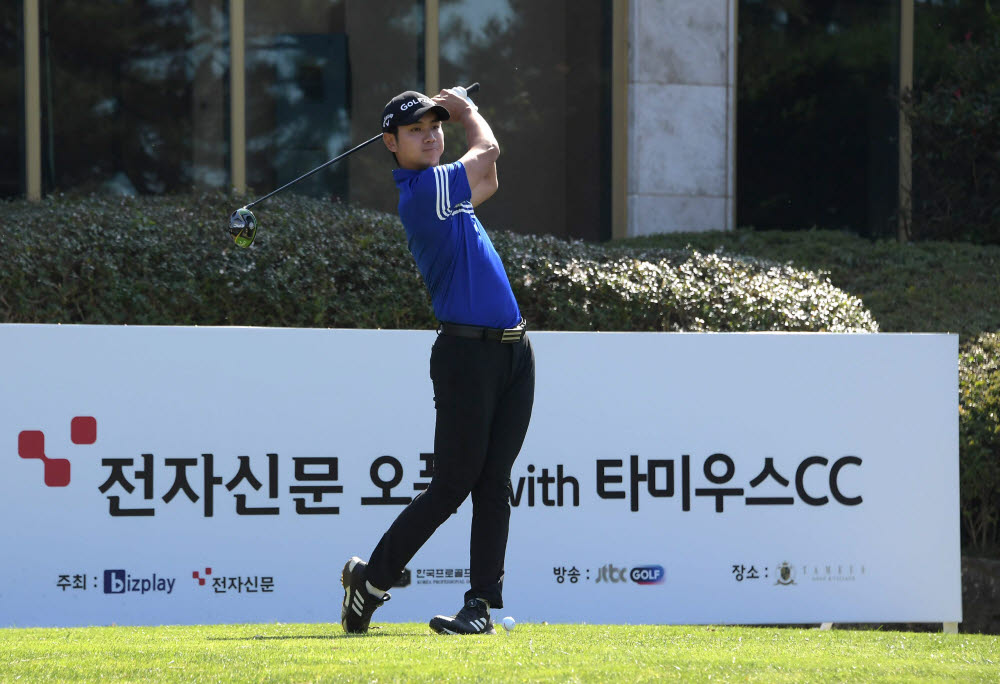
[[191, 567, 274, 593], [383, 113, 393, 128], [18, 416, 98, 487], [630, 565, 665, 585], [103, 569, 176, 595], [415, 568, 470, 585], [591, 563, 665, 586], [803, 563, 866, 582], [766, 562, 865, 586], [14, 421, 433, 518], [595, 563, 628, 584], [775, 561, 796, 586]]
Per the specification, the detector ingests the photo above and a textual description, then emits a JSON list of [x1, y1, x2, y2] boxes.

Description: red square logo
[[45, 458, 71, 487], [71, 416, 97, 445], [18, 430, 44, 457]]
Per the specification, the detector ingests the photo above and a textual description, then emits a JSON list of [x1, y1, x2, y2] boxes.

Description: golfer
[[340, 87, 535, 636]]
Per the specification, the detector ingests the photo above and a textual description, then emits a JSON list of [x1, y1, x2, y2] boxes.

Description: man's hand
[[432, 89, 476, 122]]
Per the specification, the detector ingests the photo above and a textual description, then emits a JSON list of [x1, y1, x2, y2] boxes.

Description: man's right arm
[[433, 90, 500, 207], [461, 108, 499, 206]]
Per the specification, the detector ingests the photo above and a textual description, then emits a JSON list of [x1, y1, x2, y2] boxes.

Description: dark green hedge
[[623, 229, 1000, 340], [0, 192, 878, 333]]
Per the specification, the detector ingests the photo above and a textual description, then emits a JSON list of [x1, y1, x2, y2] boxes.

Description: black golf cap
[[381, 91, 450, 133]]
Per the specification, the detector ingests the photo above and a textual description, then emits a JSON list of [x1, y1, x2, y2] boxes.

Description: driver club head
[[229, 207, 257, 248]]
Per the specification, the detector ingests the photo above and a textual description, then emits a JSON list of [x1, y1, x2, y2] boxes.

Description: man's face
[[383, 112, 444, 170]]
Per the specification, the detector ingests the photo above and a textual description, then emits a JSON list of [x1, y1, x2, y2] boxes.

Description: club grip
[[464, 82, 480, 95]]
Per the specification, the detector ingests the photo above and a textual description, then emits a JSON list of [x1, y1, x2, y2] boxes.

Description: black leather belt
[[438, 318, 527, 343]]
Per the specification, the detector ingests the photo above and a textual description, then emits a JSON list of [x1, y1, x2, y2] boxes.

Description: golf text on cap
[[400, 98, 429, 111], [103, 569, 176, 595]]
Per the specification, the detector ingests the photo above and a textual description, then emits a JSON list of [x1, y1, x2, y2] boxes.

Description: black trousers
[[365, 332, 535, 609]]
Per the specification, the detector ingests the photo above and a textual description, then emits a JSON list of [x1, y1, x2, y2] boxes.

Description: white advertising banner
[[0, 325, 960, 627]]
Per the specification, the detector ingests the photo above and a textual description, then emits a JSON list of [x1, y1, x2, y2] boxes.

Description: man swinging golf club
[[340, 86, 535, 636]]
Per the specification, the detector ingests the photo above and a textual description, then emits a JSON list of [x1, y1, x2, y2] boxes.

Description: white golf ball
[[502, 616, 515, 631]]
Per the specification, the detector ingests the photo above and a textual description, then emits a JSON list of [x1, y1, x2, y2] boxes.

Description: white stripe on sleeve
[[443, 165, 452, 214], [434, 166, 446, 221], [433, 167, 473, 220]]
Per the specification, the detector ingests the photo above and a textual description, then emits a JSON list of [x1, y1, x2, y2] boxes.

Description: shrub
[[494, 233, 877, 332], [0, 192, 878, 334], [959, 332, 1000, 552], [622, 229, 1000, 340]]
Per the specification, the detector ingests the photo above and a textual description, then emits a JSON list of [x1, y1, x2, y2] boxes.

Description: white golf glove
[[451, 86, 478, 113]]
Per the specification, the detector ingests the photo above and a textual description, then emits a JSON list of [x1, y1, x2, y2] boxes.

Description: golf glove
[[452, 86, 478, 113]]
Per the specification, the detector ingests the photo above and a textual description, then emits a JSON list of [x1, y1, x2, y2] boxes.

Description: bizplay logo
[[103, 569, 176, 595], [18, 416, 97, 486]]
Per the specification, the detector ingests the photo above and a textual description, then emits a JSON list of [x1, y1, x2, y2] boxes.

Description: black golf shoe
[[429, 598, 496, 635], [341, 556, 389, 634]]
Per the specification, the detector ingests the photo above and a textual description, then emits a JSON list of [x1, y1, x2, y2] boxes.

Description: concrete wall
[[628, 0, 737, 236]]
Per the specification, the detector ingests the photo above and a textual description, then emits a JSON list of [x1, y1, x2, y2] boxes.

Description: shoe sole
[[429, 618, 496, 636]]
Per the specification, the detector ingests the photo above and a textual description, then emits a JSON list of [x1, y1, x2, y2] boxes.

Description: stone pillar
[[628, 0, 736, 235]]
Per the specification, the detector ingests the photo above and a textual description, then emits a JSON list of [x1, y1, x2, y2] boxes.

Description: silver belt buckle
[[500, 320, 525, 343]]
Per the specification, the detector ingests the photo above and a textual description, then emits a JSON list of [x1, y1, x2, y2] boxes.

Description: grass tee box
[[1, 623, 997, 683], [0, 325, 960, 627]]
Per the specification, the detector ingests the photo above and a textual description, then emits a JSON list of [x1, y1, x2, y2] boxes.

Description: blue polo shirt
[[392, 161, 521, 329]]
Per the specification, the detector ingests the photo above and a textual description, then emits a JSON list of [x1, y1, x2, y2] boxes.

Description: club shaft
[[243, 83, 479, 210], [245, 133, 383, 210]]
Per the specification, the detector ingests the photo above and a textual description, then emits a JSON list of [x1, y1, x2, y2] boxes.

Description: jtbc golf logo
[[104, 569, 177, 595], [596, 564, 665, 585]]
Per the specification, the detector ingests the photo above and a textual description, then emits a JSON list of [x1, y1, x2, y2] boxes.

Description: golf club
[[228, 82, 480, 248]]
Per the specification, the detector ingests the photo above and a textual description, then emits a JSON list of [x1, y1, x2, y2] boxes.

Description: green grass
[[1, 623, 997, 683], [619, 230, 1000, 341]]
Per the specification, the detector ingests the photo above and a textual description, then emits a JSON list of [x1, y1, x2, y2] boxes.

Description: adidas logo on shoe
[[340, 556, 390, 634]]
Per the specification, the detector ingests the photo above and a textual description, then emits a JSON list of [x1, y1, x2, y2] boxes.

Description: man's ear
[[383, 132, 398, 153]]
